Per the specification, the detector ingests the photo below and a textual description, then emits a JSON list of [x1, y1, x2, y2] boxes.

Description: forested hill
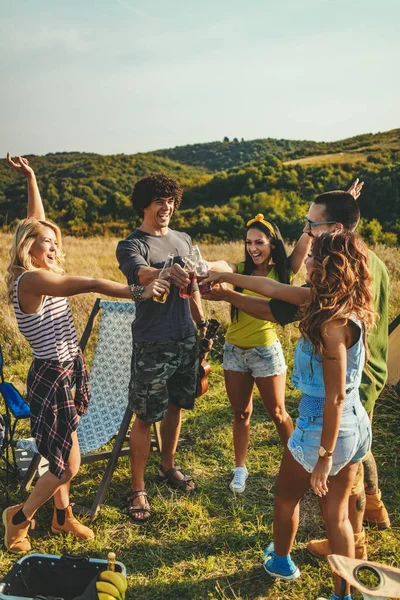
[[153, 128, 400, 172], [0, 128, 399, 243]]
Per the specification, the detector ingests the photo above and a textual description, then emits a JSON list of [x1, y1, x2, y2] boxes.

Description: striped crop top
[[13, 272, 79, 362]]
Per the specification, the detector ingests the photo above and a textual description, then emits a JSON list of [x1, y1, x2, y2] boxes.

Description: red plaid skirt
[[27, 350, 90, 478]]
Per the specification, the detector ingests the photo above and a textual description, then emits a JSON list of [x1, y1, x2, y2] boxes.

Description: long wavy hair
[[231, 221, 290, 322], [299, 231, 376, 356], [6, 218, 65, 303]]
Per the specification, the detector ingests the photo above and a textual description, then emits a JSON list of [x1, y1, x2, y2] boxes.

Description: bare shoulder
[[321, 318, 348, 348]]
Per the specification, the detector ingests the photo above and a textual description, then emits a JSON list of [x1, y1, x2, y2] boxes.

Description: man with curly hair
[[116, 173, 207, 523]]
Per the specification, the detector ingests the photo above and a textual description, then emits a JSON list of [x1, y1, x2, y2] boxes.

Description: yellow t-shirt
[[225, 263, 279, 348]]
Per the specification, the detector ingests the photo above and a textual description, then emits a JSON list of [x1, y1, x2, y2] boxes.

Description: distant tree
[[233, 138, 239, 143], [223, 136, 230, 143]]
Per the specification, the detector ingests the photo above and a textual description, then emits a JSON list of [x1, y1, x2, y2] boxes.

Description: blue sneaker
[[262, 542, 301, 581]]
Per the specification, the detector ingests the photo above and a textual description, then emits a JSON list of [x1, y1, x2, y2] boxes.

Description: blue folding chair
[[0, 343, 31, 474]]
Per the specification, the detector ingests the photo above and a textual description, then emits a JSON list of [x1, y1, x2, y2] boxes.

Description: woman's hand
[[200, 270, 229, 287], [143, 278, 170, 300], [310, 457, 332, 497], [7, 153, 36, 179], [201, 282, 230, 302]]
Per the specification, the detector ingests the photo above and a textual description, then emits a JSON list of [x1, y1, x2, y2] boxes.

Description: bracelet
[[196, 319, 207, 329], [129, 284, 147, 302]]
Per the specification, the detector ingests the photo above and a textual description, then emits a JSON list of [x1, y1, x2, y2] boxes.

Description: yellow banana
[[97, 593, 118, 600], [96, 580, 121, 598], [99, 571, 128, 594]]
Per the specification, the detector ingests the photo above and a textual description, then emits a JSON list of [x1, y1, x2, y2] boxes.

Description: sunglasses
[[305, 219, 337, 229]]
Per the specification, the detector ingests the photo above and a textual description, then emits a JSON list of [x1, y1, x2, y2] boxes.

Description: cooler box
[[0, 554, 126, 600]]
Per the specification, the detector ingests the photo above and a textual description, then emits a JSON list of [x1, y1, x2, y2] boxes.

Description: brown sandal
[[127, 490, 151, 524], [158, 466, 195, 493]]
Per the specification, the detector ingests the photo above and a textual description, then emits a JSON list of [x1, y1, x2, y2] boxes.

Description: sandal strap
[[160, 466, 182, 477], [128, 490, 148, 501]]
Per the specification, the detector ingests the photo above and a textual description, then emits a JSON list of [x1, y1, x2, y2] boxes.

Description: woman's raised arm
[[20, 271, 170, 301], [201, 271, 310, 305], [7, 153, 45, 221], [289, 232, 312, 274]]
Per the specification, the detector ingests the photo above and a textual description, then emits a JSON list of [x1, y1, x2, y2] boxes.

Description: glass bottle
[[153, 252, 174, 304], [179, 249, 197, 299], [195, 247, 211, 295]]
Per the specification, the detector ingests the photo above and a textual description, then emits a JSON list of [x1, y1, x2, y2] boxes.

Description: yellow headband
[[246, 213, 276, 238]]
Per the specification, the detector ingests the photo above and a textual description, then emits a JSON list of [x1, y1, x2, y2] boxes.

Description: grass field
[[0, 234, 399, 599]]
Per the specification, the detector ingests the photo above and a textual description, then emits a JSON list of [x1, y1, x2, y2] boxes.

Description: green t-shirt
[[269, 249, 389, 411]]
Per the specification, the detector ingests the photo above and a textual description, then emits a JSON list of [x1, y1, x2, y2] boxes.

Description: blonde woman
[[3, 154, 170, 554]]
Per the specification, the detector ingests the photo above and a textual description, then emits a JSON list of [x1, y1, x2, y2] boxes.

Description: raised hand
[[7, 152, 35, 179], [347, 178, 364, 200]]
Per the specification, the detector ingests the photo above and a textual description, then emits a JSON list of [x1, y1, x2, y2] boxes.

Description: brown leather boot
[[2, 504, 32, 554], [364, 489, 391, 529], [51, 505, 94, 540], [307, 529, 367, 560]]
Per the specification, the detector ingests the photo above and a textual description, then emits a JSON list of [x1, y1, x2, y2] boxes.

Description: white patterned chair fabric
[[78, 300, 136, 454]]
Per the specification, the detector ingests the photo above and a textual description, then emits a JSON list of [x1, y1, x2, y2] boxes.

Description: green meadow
[[0, 235, 399, 599]]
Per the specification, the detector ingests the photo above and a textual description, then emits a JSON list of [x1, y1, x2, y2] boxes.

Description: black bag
[[0, 553, 126, 600]]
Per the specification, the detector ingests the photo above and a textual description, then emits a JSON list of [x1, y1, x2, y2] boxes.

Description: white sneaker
[[229, 466, 248, 493]]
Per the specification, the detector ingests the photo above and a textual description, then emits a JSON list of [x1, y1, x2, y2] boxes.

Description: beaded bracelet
[[129, 284, 147, 302]]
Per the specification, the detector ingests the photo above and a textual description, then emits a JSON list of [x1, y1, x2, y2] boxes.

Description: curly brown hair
[[131, 173, 183, 218], [299, 231, 376, 356]]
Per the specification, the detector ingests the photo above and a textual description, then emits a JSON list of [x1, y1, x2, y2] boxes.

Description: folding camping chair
[[21, 299, 161, 519], [326, 554, 400, 599], [0, 343, 31, 475]]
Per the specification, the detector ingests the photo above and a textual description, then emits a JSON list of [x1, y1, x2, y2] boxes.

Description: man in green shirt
[[204, 188, 390, 559]]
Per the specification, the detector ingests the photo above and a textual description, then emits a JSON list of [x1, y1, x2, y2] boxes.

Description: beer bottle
[[153, 252, 174, 303]]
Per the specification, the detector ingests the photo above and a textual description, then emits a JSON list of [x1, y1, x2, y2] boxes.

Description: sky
[[1, 0, 399, 157]]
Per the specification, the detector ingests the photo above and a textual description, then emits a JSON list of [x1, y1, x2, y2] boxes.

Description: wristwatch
[[196, 320, 207, 329], [318, 445, 333, 458]]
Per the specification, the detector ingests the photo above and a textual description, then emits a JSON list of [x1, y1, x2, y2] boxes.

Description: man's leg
[[127, 339, 173, 518], [363, 450, 391, 528], [362, 409, 390, 529], [128, 417, 152, 519], [158, 336, 198, 491]]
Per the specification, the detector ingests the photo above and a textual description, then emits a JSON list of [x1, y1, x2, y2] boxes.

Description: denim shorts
[[288, 401, 372, 476], [222, 340, 287, 378]]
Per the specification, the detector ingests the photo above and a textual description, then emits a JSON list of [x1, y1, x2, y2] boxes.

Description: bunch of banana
[[96, 570, 128, 600]]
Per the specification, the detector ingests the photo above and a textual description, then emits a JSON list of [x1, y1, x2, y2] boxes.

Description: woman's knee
[[265, 404, 288, 425], [322, 500, 349, 526], [232, 407, 252, 423], [61, 462, 80, 482]]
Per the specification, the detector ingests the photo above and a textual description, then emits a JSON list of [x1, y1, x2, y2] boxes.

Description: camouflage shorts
[[129, 335, 199, 422]]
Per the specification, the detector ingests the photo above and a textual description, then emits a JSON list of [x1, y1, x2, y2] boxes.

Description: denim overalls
[[288, 318, 372, 475]]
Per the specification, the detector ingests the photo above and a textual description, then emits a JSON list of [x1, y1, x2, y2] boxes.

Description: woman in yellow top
[[217, 215, 310, 493]]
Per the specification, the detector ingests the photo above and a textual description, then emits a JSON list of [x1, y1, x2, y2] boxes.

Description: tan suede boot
[[364, 489, 391, 529], [51, 505, 94, 540], [307, 529, 367, 560], [2, 504, 32, 554]]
